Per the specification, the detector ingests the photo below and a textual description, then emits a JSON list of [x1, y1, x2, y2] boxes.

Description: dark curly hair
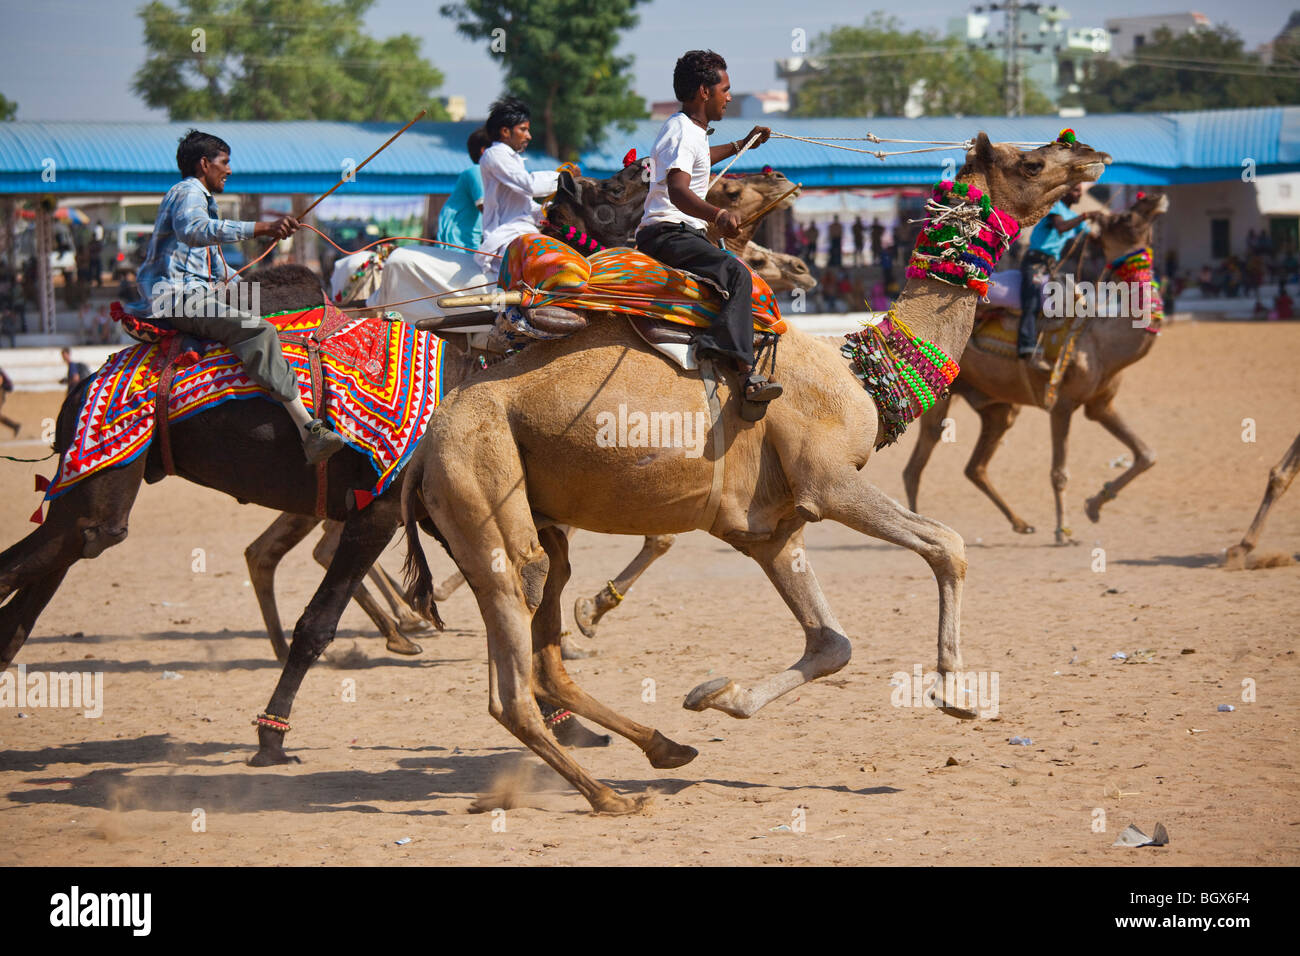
[[483, 97, 531, 142], [176, 129, 231, 178], [673, 50, 727, 103], [467, 127, 491, 163]]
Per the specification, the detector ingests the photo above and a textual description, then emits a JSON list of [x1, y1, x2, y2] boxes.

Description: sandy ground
[[0, 318, 1297, 867]]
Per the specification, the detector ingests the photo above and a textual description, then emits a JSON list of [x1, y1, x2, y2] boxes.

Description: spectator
[[0, 366, 19, 437], [803, 220, 819, 268], [870, 217, 885, 265], [1198, 264, 1214, 297], [828, 215, 843, 269], [89, 220, 105, 287], [60, 347, 90, 396], [93, 304, 114, 344], [819, 267, 839, 312], [1275, 284, 1293, 320], [851, 216, 865, 267]]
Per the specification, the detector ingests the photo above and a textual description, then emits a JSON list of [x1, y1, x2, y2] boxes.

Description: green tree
[[133, 0, 448, 121], [440, 0, 647, 161], [791, 14, 1053, 118], [0, 93, 15, 121], [1081, 25, 1298, 112]]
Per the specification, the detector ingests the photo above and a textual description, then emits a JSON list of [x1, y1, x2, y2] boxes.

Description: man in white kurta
[[476, 97, 559, 272]]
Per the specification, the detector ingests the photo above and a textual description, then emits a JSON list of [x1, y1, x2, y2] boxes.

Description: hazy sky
[[0, 0, 1294, 121]]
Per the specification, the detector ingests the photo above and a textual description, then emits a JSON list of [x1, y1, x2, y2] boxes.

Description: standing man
[[59, 347, 89, 396], [476, 98, 559, 271], [1019, 183, 1099, 372], [851, 216, 865, 267], [129, 129, 346, 463], [869, 216, 885, 266], [437, 128, 491, 252], [635, 50, 780, 410], [828, 215, 843, 269]]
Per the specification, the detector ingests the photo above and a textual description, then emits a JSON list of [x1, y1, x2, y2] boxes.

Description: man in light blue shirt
[[1018, 184, 1099, 372], [436, 129, 489, 251], [130, 130, 345, 463]]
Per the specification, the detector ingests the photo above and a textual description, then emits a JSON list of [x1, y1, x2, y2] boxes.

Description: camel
[[255, 170, 809, 657], [396, 132, 1112, 813], [902, 192, 1169, 544], [1225, 431, 1300, 563]]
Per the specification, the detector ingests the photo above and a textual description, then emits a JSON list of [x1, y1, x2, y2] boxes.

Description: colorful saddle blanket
[[971, 309, 1073, 362], [44, 305, 446, 506], [500, 233, 787, 335]]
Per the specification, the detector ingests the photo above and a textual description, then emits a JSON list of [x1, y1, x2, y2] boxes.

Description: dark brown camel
[[0, 264, 608, 758]]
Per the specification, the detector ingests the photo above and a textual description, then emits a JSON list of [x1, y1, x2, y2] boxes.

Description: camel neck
[[888, 171, 994, 364]]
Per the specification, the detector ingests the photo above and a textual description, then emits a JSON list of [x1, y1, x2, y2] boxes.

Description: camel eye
[[1022, 159, 1043, 176]]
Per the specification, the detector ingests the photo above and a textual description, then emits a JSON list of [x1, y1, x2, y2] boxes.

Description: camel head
[[546, 158, 652, 248], [742, 241, 815, 293], [707, 169, 798, 250], [1095, 191, 1169, 263], [959, 132, 1111, 230]]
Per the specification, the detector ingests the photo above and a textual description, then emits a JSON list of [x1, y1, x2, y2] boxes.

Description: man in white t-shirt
[[636, 50, 779, 410], [476, 97, 560, 272]]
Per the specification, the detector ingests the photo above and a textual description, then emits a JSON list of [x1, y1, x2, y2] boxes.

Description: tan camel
[[1225, 431, 1300, 563], [742, 241, 815, 292], [705, 169, 800, 253], [398, 133, 1111, 813], [903, 192, 1169, 544]]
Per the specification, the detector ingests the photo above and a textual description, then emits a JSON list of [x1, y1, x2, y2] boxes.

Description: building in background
[[1104, 12, 1211, 62]]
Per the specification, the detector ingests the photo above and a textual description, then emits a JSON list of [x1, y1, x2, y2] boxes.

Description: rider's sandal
[[739, 374, 783, 422]]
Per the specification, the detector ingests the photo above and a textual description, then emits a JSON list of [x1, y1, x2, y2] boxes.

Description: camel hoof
[[926, 687, 979, 720], [645, 730, 698, 769], [1013, 523, 1035, 535], [397, 616, 436, 637], [573, 595, 599, 639], [560, 631, 598, 660], [552, 716, 611, 749], [385, 634, 423, 656], [683, 677, 747, 717], [590, 792, 647, 815], [1084, 497, 1104, 523], [248, 748, 301, 767]]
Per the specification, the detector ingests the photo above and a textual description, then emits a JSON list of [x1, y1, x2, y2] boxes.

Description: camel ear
[[558, 171, 581, 201], [970, 132, 995, 169]]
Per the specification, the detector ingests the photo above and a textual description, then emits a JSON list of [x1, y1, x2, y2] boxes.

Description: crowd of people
[[1189, 229, 1298, 303], [780, 213, 905, 313]]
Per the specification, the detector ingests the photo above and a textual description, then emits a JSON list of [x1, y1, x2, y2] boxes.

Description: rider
[[476, 98, 560, 272], [130, 130, 346, 464], [634, 50, 780, 409], [437, 128, 492, 252], [1018, 183, 1099, 373]]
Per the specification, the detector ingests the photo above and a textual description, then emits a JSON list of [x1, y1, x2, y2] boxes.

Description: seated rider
[[635, 49, 780, 408], [438, 128, 492, 252], [1018, 183, 1099, 373], [130, 130, 346, 464], [475, 98, 560, 272]]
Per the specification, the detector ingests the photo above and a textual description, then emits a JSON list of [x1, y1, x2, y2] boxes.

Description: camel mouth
[[1075, 161, 1108, 182]]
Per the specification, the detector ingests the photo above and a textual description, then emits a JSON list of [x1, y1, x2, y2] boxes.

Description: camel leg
[[1, 458, 145, 667], [372, 566, 435, 636], [1227, 431, 1300, 560], [250, 501, 402, 766], [1082, 398, 1157, 524], [432, 568, 466, 602], [901, 393, 953, 513], [573, 534, 676, 639], [964, 403, 1036, 535], [1048, 401, 1080, 545], [312, 521, 421, 656], [245, 513, 320, 663], [423, 459, 640, 813], [825, 472, 970, 707], [533, 527, 697, 768], [683, 518, 857, 718]]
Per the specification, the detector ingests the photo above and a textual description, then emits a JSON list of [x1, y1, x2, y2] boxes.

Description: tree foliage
[[440, 0, 647, 161], [791, 14, 1053, 118], [0, 93, 16, 121], [133, 0, 448, 121], [1080, 25, 1299, 113]]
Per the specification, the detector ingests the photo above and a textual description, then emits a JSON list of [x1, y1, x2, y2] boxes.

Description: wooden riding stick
[[294, 109, 427, 220]]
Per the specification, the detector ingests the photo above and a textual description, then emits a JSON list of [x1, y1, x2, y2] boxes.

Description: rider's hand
[[744, 126, 772, 149], [715, 208, 742, 239], [255, 215, 300, 241]]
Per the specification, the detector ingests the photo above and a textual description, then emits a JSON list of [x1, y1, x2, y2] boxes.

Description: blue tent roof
[[2, 107, 1298, 194]]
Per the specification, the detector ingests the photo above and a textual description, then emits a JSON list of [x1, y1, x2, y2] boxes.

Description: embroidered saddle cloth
[[499, 233, 787, 335], [44, 305, 446, 506]]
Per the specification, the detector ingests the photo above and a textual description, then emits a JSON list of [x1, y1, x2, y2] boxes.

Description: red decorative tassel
[[621, 148, 637, 167], [178, 350, 200, 366], [30, 504, 44, 524], [352, 487, 374, 510], [34, 474, 50, 492]]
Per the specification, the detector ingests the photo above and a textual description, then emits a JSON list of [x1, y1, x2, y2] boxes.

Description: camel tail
[[399, 464, 445, 631]]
